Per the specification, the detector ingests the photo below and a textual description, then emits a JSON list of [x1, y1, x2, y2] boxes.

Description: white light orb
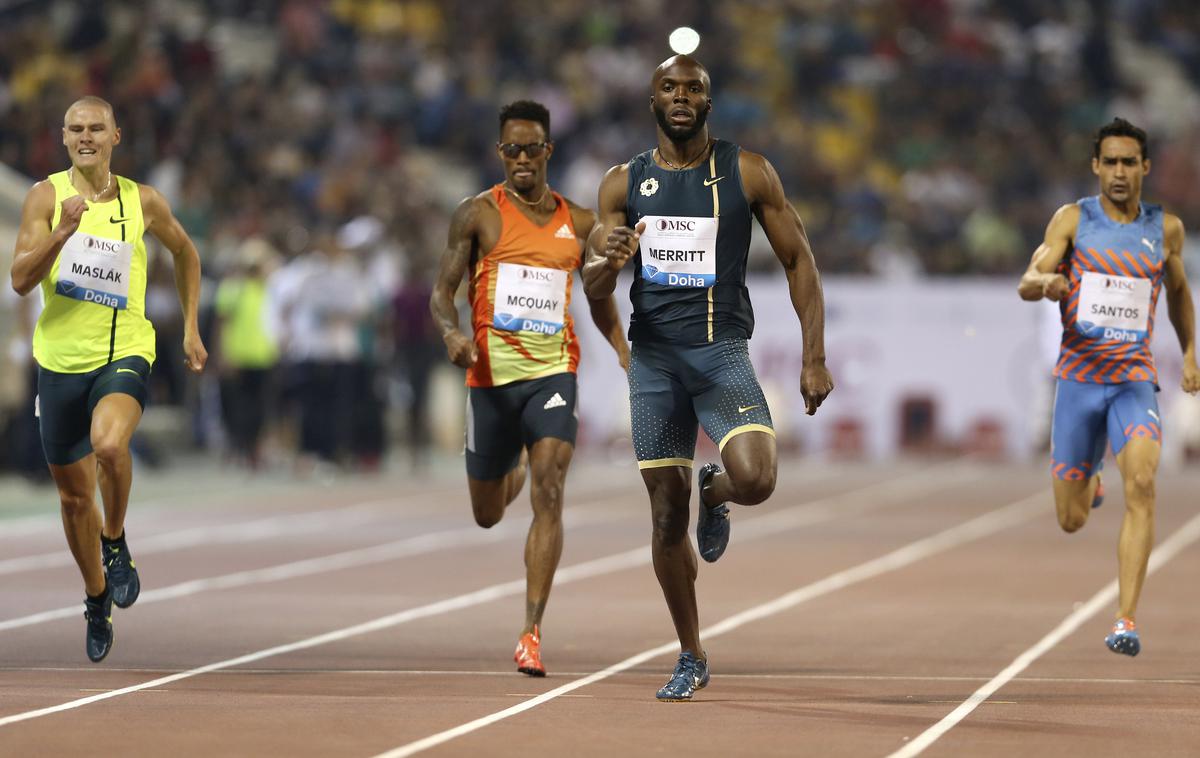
[[668, 27, 700, 55]]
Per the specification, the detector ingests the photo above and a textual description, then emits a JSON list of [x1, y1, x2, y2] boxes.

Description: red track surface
[[1, 458, 1198, 757]]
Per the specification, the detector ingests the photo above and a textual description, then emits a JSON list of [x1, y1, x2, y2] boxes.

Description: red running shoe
[[514, 625, 546, 677]]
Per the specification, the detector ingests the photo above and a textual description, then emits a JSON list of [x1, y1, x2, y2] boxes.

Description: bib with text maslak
[[492, 262, 568, 335], [1075, 271, 1151, 342], [638, 215, 717, 288], [55, 231, 133, 309]]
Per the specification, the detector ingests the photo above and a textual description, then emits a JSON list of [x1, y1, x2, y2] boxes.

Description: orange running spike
[[514, 625, 545, 677]]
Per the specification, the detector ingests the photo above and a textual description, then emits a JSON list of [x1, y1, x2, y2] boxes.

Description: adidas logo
[[544, 392, 567, 410], [554, 223, 573, 239]]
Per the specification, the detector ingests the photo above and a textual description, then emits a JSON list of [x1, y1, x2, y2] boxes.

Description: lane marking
[[0, 477, 650, 577], [0, 463, 956, 633], [370, 493, 1047, 758], [6, 669, 1196, 685], [0, 464, 970, 725], [0, 507, 624, 633], [887, 509, 1200, 758], [0, 498, 409, 576]]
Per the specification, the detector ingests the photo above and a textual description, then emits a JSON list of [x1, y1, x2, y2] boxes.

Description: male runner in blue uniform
[[1018, 117, 1199, 656], [583, 55, 834, 700]]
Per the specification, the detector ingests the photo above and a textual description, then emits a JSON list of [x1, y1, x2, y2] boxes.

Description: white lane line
[[7, 668, 1197, 686], [0, 464, 968, 725], [0, 498, 401, 576], [0, 480, 292, 540], [0, 506, 627, 633], [369, 493, 1047, 758], [886, 509, 1200, 758], [0, 478, 639, 577], [0, 462, 956, 633]]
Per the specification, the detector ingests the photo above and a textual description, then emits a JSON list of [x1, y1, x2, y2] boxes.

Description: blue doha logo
[[56, 280, 127, 309], [641, 264, 714, 288], [493, 312, 561, 335], [1076, 321, 1145, 343]]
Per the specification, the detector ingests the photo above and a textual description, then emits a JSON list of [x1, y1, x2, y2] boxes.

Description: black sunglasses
[[498, 142, 549, 159]]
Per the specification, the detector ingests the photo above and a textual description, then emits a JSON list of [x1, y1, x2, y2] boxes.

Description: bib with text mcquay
[[1075, 271, 1151, 343], [639, 215, 717, 288], [55, 232, 133, 309], [492, 262, 568, 335]]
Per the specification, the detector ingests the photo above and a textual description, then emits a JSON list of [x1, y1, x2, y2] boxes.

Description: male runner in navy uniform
[[583, 55, 834, 700]]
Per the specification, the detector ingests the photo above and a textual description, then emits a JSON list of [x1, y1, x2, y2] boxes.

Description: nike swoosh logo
[[738, 405, 759, 414], [115, 368, 139, 376], [109, 216, 130, 224], [703, 176, 724, 187]]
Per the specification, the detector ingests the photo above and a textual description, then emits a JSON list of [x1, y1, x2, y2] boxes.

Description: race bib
[[492, 263, 568, 335], [55, 232, 133, 309], [639, 215, 717, 288], [1076, 271, 1151, 342]]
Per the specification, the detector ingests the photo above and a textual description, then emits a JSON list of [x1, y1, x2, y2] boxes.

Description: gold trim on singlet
[[706, 149, 720, 343]]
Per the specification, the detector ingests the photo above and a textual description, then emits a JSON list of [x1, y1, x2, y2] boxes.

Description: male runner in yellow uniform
[[10, 96, 207, 662]]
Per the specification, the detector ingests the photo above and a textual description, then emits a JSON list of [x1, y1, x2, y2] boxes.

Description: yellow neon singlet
[[33, 171, 156, 373]]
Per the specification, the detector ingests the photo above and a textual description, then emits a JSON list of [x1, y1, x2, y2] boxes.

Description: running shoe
[[1091, 476, 1105, 509], [514, 625, 545, 677], [1105, 617, 1140, 657], [84, 584, 114, 663], [656, 651, 709, 701], [696, 463, 730, 563], [102, 532, 140, 609]]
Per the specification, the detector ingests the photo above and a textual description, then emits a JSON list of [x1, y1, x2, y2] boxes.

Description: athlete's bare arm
[[431, 196, 486, 368], [570, 202, 629, 370], [142, 184, 207, 373], [10, 182, 85, 295], [740, 150, 833, 415], [1018, 204, 1080, 302], [582, 164, 644, 300], [1162, 213, 1200, 393]]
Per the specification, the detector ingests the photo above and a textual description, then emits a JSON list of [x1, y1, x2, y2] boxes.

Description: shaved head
[[65, 96, 116, 127], [651, 55, 711, 94]]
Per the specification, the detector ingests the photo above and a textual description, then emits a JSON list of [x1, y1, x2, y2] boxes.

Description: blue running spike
[[656, 652, 709, 701], [696, 463, 730, 563], [1105, 617, 1140, 657]]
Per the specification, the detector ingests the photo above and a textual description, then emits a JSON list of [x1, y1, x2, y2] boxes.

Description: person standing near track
[[582, 55, 834, 700], [9, 96, 207, 662], [1018, 117, 1199, 657], [430, 100, 628, 677]]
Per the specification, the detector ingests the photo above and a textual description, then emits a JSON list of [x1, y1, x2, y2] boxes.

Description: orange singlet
[[466, 185, 581, 388]]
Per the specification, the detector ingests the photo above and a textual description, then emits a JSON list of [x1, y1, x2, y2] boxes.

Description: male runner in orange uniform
[[431, 100, 628, 675]]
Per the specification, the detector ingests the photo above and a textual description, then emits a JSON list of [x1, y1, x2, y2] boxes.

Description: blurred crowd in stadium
[[2, 0, 1200, 474]]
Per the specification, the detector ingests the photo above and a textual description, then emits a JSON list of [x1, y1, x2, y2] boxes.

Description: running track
[[1, 457, 1197, 756]]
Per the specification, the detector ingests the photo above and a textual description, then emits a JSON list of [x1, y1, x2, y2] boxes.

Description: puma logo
[[1141, 237, 1156, 253]]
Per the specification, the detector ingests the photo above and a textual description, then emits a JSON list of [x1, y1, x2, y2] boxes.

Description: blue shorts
[[628, 339, 774, 469], [1050, 378, 1160, 480]]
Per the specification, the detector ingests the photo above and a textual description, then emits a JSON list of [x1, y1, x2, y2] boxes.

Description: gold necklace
[[68, 167, 112, 201], [504, 182, 550, 208], [656, 140, 711, 170]]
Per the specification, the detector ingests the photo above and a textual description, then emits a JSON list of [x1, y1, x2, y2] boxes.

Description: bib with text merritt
[[55, 232, 133, 309], [1075, 271, 1151, 343], [492, 262, 568, 335], [639, 215, 717, 288]]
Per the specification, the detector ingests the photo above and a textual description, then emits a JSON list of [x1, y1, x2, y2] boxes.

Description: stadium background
[[2, 0, 1200, 477]]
